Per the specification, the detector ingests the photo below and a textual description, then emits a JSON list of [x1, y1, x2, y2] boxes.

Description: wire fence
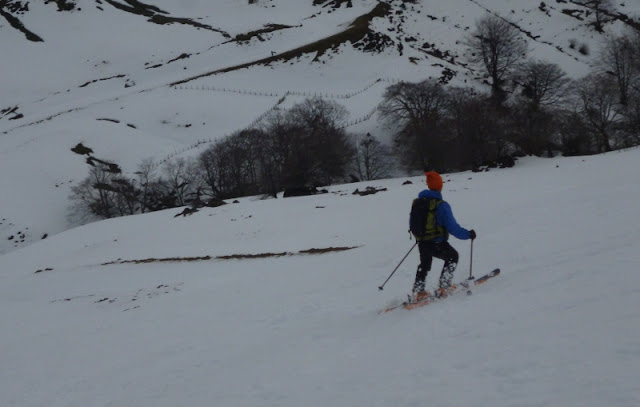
[[152, 77, 403, 169], [171, 77, 402, 100]]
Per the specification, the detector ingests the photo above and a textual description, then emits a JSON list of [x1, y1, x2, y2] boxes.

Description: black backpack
[[409, 198, 446, 241]]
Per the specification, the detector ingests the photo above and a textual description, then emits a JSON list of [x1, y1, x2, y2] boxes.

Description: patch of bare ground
[[352, 186, 387, 196], [171, 2, 392, 86], [79, 74, 126, 88], [313, 0, 353, 9], [298, 246, 356, 254], [216, 252, 289, 260], [145, 53, 191, 70], [0, 106, 24, 121], [101, 246, 359, 265], [101, 0, 230, 37], [234, 24, 296, 43], [0, 2, 43, 42], [102, 255, 213, 265]]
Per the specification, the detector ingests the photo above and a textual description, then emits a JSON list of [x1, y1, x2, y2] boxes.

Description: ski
[[473, 268, 501, 284], [380, 268, 500, 313]]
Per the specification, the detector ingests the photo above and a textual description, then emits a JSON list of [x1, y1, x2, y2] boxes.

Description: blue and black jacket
[[414, 190, 472, 242]]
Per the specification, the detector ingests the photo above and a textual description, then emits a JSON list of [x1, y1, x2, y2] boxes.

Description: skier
[[410, 171, 476, 300]]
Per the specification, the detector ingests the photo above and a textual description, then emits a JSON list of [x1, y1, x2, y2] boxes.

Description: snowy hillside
[[2, 1, 640, 405], [1, 0, 639, 253], [1, 148, 640, 407]]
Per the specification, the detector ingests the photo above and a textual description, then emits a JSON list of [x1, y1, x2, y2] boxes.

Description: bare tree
[[198, 144, 224, 199], [621, 87, 640, 146], [69, 167, 118, 221], [444, 87, 508, 167], [600, 33, 638, 106], [163, 158, 196, 207], [110, 177, 139, 216], [378, 80, 446, 129], [576, 0, 614, 32], [378, 79, 448, 170], [465, 14, 528, 104], [288, 97, 354, 185], [199, 137, 244, 199], [197, 97, 354, 197], [353, 133, 394, 181], [223, 131, 259, 197], [135, 158, 157, 213], [509, 99, 559, 156], [557, 110, 593, 156], [261, 110, 306, 191], [573, 73, 620, 153], [511, 61, 570, 156], [519, 60, 571, 109], [632, 28, 640, 78]]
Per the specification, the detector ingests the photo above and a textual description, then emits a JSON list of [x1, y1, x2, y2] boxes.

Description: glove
[[469, 229, 477, 240]]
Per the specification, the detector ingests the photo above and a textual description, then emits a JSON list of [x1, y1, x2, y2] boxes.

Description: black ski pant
[[413, 240, 459, 292]]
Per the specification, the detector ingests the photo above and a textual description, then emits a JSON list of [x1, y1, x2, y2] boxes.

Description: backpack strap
[[421, 198, 448, 242]]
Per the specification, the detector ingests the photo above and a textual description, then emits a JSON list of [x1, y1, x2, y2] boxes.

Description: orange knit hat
[[425, 171, 443, 191]]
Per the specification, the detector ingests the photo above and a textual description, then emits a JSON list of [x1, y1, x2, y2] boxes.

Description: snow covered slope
[[1, 148, 639, 407], [1, 0, 637, 253]]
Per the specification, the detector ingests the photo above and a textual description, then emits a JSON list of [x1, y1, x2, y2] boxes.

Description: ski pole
[[378, 242, 417, 291], [468, 239, 475, 280]]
